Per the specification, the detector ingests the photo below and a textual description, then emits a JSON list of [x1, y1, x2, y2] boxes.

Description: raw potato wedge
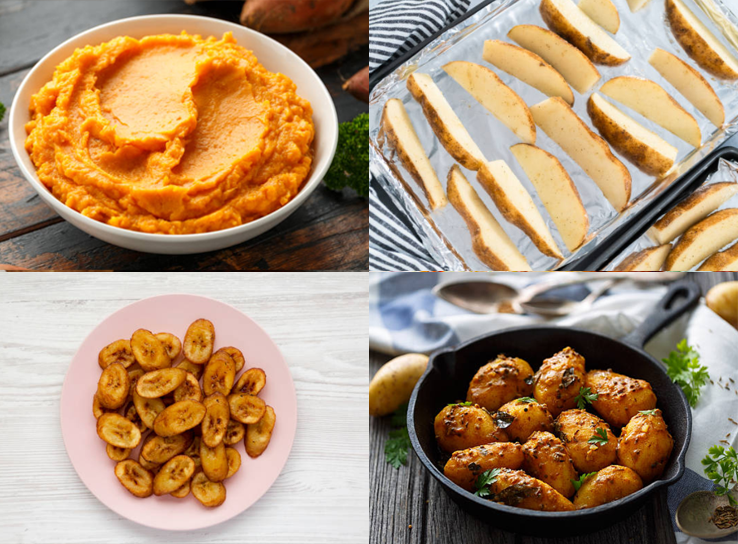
[[174, 372, 203, 403], [153, 455, 195, 496], [183, 319, 215, 364], [98, 339, 135, 369], [155, 333, 182, 360], [482, 40, 574, 105], [171, 479, 190, 498], [191, 471, 226, 507], [97, 413, 142, 449], [507, 25, 601, 94], [666, 0, 738, 80], [133, 391, 165, 429], [649, 48, 725, 126], [106, 444, 131, 462], [477, 160, 563, 259], [246, 405, 277, 458], [136, 368, 187, 399], [510, 143, 589, 252], [97, 362, 130, 410], [153, 400, 206, 437], [381, 98, 447, 209], [665, 209, 738, 270], [578, 0, 620, 34], [115, 460, 153, 498], [233, 368, 267, 395], [202, 393, 230, 448], [531, 97, 631, 212], [216, 347, 245, 372], [407, 72, 487, 171], [141, 433, 192, 464], [627, 0, 651, 12], [225, 447, 241, 479], [540, 0, 631, 65], [228, 393, 267, 424], [698, 241, 738, 270], [600, 76, 701, 147], [443, 61, 536, 144], [587, 93, 678, 177], [201, 440, 228, 482], [203, 351, 236, 397], [177, 359, 204, 380], [613, 244, 672, 271], [648, 182, 738, 243], [446, 166, 531, 271], [131, 329, 171, 371]]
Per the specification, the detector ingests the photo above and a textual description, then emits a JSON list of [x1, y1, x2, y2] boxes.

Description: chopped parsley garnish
[[385, 404, 411, 469], [588, 428, 609, 446], [571, 472, 597, 492], [574, 386, 599, 410], [447, 401, 473, 407], [662, 339, 709, 408], [474, 468, 501, 498], [702, 445, 738, 506], [516, 397, 537, 404], [639, 409, 658, 416]]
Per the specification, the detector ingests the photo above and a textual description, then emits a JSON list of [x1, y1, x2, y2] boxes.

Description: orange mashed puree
[[25, 32, 314, 234]]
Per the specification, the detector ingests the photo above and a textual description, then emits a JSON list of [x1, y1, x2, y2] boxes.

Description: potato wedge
[[92, 394, 108, 419], [115, 460, 153, 498], [97, 362, 130, 410], [224, 419, 245, 445], [131, 329, 171, 371], [106, 443, 131, 462], [141, 433, 192, 465], [153, 400, 206, 437], [136, 368, 187, 399], [228, 393, 267, 425], [171, 479, 190, 498], [98, 339, 135, 369], [665, 209, 738, 270], [626, 0, 650, 12], [155, 332, 182, 360], [246, 405, 277, 458], [174, 372, 203, 403], [153, 455, 195, 496], [698, 240, 738, 271], [203, 351, 236, 397], [97, 412, 142, 449], [216, 347, 245, 372], [202, 393, 230, 448], [183, 319, 215, 364], [233, 368, 267, 396], [578, 0, 619, 34], [201, 440, 228, 482], [133, 391, 165, 429], [191, 471, 226, 507], [613, 244, 671, 271], [177, 359, 204, 380], [225, 447, 241, 479]]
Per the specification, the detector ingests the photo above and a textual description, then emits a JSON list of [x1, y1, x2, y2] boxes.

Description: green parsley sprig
[[662, 340, 709, 408], [447, 401, 472, 408], [588, 428, 609, 446], [571, 472, 596, 492], [385, 404, 411, 469], [516, 397, 537, 404], [574, 386, 599, 410], [474, 468, 501, 498], [639, 409, 658, 416], [0, 101, 5, 122], [702, 445, 738, 506]]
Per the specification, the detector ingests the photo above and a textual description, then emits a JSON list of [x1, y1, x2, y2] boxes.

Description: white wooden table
[[0, 272, 368, 544]]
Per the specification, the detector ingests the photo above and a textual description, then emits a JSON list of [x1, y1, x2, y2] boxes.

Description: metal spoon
[[516, 278, 618, 317], [675, 489, 738, 539]]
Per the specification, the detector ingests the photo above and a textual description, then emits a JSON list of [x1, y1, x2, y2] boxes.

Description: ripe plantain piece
[[202, 393, 230, 448], [555, 409, 617, 473], [192, 471, 226, 507], [522, 431, 579, 498], [246, 405, 277, 458], [141, 433, 193, 465], [177, 359, 204, 380], [97, 362, 130, 410], [572, 465, 643, 508], [433, 403, 510, 453], [497, 398, 555, 442], [153, 455, 196, 496], [216, 347, 245, 372], [233, 368, 267, 396], [225, 447, 241, 479], [184, 436, 202, 469], [92, 394, 108, 419], [203, 350, 236, 397], [127, 369, 144, 398], [467, 354, 535, 411], [698, 240, 738, 271], [665, 209, 738, 270], [115, 460, 154, 498], [183, 319, 215, 364], [487, 468, 575, 511], [174, 372, 203, 403], [133, 391, 165, 429], [136, 368, 187, 399], [228, 392, 267, 425], [124, 403, 147, 433], [153, 400, 206, 437], [98, 339, 135, 369], [443, 443, 524, 491], [155, 333, 182, 360], [585, 369, 657, 427], [223, 421, 244, 446], [613, 244, 672, 271], [138, 451, 161, 471], [131, 329, 171, 371], [170, 479, 190, 498], [617, 409, 674, 482], [533, 347, 586, 417], [97, 413, 142, 449], [201, 440, 228, 482], [106, 443, 131, 462]]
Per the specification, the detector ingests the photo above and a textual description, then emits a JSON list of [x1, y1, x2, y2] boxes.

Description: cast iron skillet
[[408, 281, 699, 537]]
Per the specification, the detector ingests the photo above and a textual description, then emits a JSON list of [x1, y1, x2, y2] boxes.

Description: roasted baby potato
[[153, 400, 206, 437], [203, 350, 236, 397], [97, 362, 130, 410], [443, 443, 524, 491], [466, 355, 535, 411], [555, 409, 617, 473], [572, 465, 643, 508], [106, 443, 131, 461], [617, 409, 674, 483], [171, 479, 191, 498], [225, 447, 241, 479], [192, 470, 226, 507], [155, 332, 182, 360], [131, 329, 171, 371], [201, 440, 228, 482], [233, 368, 267, 396], [522, 431, 579, 498], [433, 403, 509, 453], [217, 347, 245, 372], [153, 455, 196, 496], [487, 469, 575, 511], [97, 413, 142, 449], [133, 391, 166, 429], [183, 319, 215, 364], [115, 460, 154, 498], [177, 359, 204, 380], [174, 372, 203, 403], [585, 369, 657, 428], [534, 347, 586, 417], [224, 419, 245, 445], [136, 368, 187, 398], [228, 392, 267, 425], [202, 393, 230, 448], [246, 405, 277, 458], [498, 398, 555, 442], [98, 339, 135, 369], [141, 433, 193, 465]]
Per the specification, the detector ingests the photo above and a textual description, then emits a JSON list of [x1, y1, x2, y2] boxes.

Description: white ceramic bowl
[[9, 14, 338, 255]]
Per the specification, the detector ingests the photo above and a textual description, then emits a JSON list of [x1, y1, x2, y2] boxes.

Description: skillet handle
[[621, 281, 701, 349]]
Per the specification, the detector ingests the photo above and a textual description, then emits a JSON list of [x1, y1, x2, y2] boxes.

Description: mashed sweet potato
[[25, 32, 314, 234]]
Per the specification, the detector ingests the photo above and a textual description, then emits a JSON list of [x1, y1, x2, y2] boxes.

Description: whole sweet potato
[[241, 0, 355, 34]]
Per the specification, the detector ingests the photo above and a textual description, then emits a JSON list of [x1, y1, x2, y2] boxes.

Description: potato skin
[[443, 443, 524, 491], [585, 369, 657, 428], [573, 465, 643, 508], [466, 355, 535, 411], [617, 409, 674, 483], [488, 469, 575, 511], [434, 404, 509, 453], [522, 431, 579, 498], [534, 347, 586, 417], [369, 354, 429, 417], [555, 409, 617, 473], [498, 399, 554, 442]]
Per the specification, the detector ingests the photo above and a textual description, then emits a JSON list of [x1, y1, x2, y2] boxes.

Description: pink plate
[[60, 294, 297, 531]]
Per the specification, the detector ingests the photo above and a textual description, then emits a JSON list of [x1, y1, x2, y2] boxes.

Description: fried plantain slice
[[200, 440, 228, 482], [136, 368, 187, 399], [192, 470, 226, 507], [141, 432, 193, 464], [183, 319, 215, 364], [127, 369, 144, 398], [170, 478, 191, 498], [177, 360, 204, 380], [97, 362, 130, 410], [125, 403, 147, 433], [115, 460, 154, 498], [133, 391, 165, 429], [202, 393, 230, 448], [233, 368, 267, 396], [184, 436, 202, 469], [139, 451, 161, 471], [153, 455, 196, 496], [153, 400, 206, 437], [228, 393, 267, 425], [224, 419, 245, 445], [216, 347, 245, 372], [131, 329, 171, 371], [155, 332, 182, 360], [203, 351, 236, 397], [225, 447, 241, 479], [106, 443, 131, 461], [174, 372, 203, 403], [92, 394, 108, 419], [97, 412, 141, 448], [98, 339, 135, 369], [246, 405, 276, 458]]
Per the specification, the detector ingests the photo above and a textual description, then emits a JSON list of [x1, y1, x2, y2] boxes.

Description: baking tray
[[369, 0, 738, 271]]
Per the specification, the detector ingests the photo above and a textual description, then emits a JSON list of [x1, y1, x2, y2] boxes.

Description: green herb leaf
[[447, 401, 473, 408], [323, 113, 368, 197], [0, 101, 5, 123], [662, 340, 709, 408], [385, 427, 411, 469], [474, 468, 501, 498], [571, 472, 597, 492], [574, 386, 599, 410], [390, 404, 408, 427], [639, 409, 658, 416], [516, 397, 537, 404], [702, 445, 738, 505], [588, 428, 609, 446]]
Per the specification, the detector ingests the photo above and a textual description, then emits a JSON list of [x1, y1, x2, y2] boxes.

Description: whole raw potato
[[369, 353, 429, 417], [705, 281, 738, 328]]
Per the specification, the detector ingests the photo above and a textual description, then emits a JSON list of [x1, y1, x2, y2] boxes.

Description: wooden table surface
[[0, 0, 367, 271], [369, 272, 738, 544]]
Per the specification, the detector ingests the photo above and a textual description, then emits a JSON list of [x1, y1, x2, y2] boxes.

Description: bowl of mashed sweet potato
[[9, 15, 338, 254]]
